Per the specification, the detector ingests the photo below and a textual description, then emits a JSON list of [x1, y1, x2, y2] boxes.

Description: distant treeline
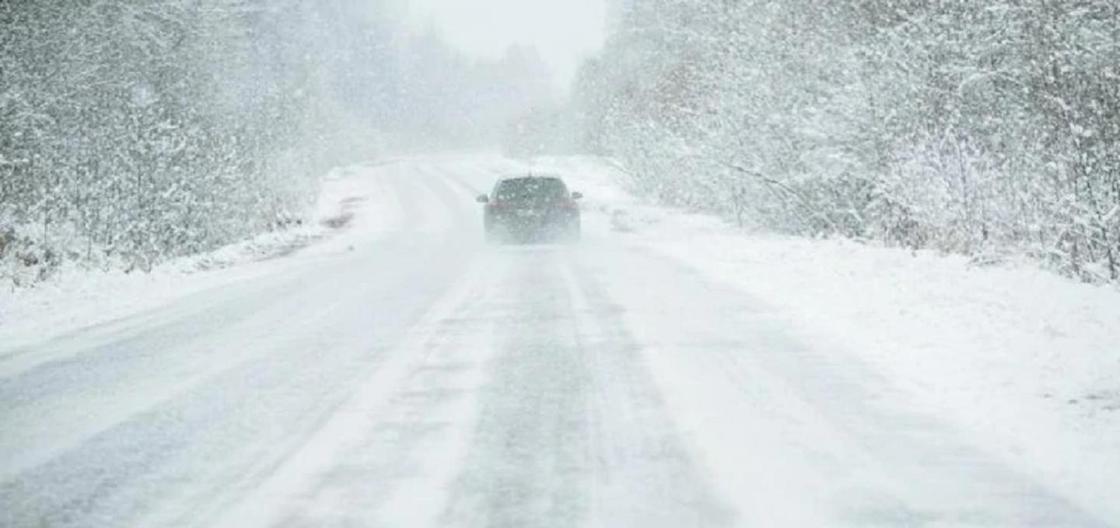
[[574, 0, 1120, 282]]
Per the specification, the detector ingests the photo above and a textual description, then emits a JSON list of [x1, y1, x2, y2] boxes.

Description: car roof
[[498, 174, 564, 183]]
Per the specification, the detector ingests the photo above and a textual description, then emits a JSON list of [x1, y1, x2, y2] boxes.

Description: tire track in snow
[[440, 247, 730, 527], [210, 254, 498, 528], [582, 241, 1109, 527], [0, 167, 481, 528], [564, 254, 735, 528]]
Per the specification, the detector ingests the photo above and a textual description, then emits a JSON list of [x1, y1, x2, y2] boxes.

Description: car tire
[[562, 219, 581, 243]]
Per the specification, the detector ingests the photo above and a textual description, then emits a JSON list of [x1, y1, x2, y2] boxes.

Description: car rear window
[[494, 178, 569, 201]]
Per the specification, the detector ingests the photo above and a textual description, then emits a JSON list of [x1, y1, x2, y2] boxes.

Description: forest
[[0, 0, 549, 285], [573, 0, 1120, 282], [3, 0, 1119, 285]]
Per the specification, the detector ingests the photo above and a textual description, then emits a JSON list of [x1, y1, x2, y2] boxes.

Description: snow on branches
[[575, 0, 1120, 282]]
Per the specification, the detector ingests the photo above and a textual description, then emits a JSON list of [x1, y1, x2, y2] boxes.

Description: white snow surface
[[1, 154, 1118, 527], [542, 155, 1120, 521]]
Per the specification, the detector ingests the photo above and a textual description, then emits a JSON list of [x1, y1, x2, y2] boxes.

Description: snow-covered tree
[[575, 0, 1120, 281], [0, 0, 554, 285]]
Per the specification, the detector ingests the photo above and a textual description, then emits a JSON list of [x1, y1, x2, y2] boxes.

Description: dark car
[[477, 175, 582, 243]]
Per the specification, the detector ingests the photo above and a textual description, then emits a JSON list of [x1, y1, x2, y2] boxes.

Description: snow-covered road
[[1, 158, 1113, 527]]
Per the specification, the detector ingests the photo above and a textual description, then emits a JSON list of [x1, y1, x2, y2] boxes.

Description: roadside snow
[[538, 155, 1120, 521], [0, 162, 401, 351]]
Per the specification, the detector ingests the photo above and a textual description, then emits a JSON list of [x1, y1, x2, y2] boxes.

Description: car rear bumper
[[485, 209, 580, 241]]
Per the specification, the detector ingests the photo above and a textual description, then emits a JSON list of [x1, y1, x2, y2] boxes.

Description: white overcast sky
[[403, 0, 607, 91]]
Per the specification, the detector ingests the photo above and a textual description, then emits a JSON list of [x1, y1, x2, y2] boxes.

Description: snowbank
[[0, 162, 401, 349]]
